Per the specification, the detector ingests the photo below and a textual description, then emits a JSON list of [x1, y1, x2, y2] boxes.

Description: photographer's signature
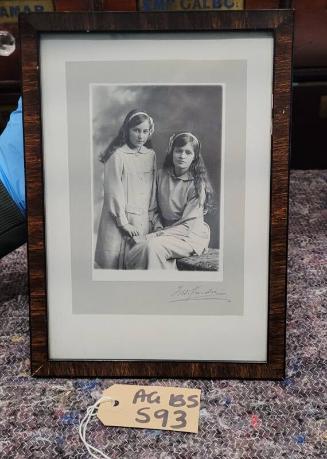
[[169, 285, 230, 303]]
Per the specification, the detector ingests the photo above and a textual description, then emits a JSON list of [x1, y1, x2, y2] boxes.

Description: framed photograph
[[21, 10, 293, 378]]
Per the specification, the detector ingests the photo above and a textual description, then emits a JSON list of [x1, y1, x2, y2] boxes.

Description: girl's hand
[[122, 223, 140, 237], [145, 231, 164, 241]]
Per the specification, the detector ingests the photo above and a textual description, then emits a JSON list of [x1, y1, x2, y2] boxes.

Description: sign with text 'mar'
[[0, 1, 54, 24]]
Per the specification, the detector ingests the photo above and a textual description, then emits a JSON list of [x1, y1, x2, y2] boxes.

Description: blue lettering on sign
[[0, 4, 46, 19], [180, 0, 236, 9], [142, 0, 151, 10], [9, 6, 20, 17], [0, 7, 10, 18], [139, 0, 238, 10], [153, 0, 169, 10]]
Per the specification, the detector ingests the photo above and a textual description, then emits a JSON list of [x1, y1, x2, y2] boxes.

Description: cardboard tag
[[97, 384, 201, 433]]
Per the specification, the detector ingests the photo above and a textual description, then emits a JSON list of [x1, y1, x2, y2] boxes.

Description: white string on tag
[[79, 396, 115, 459]]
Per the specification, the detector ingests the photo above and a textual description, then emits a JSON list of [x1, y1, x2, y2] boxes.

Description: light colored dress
[[126, 167, 210, 270], [95, 144, 157, 269]]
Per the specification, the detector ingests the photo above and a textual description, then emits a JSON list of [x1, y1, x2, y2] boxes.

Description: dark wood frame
[[20, 10, 293, 379]]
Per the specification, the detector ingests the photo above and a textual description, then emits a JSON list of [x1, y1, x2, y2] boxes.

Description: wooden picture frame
[[20, 10, 293, 379]]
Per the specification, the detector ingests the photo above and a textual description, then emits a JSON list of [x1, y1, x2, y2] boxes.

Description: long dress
[[126, 167, 210, 270], [94, 144, 157, 269]]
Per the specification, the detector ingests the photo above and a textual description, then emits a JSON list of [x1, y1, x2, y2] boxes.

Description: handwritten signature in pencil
[[168, 285, 230, 303]]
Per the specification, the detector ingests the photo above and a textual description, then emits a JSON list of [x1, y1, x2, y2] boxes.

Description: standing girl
[[126, 132, 213, 270], [95, 110, 157, 269]]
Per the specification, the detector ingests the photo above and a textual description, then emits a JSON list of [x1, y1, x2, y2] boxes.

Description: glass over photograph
[[20, 9, 291, 376]]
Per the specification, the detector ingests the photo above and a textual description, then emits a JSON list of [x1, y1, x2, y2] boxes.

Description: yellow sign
[[139, 0, 244, 11], [0, 0, 54, 24]]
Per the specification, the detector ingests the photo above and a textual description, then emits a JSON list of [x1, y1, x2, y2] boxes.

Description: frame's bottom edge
[[30, 361, 285, 380]]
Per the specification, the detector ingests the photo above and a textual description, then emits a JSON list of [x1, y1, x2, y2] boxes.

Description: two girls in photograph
[[94, 109, 213, 270]]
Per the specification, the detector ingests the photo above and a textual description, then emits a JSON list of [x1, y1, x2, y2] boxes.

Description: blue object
[[295, 434, 305, 445], [0, 97, 25, 214]]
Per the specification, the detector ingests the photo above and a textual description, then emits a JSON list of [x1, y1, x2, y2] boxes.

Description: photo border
[[90, 82, 224, 283]]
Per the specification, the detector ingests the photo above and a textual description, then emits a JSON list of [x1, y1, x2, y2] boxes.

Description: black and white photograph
[[92, 85, 222, 273]]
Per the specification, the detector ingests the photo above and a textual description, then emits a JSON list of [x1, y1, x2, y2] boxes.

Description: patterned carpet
[[0, 170, 326, 458]]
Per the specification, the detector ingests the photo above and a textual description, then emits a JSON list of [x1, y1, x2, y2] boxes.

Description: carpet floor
[[0, 170, 326, 458]]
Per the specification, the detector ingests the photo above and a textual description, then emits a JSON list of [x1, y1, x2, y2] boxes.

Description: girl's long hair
[[163, 133, 214, 213], [99, 109, 154, 163]]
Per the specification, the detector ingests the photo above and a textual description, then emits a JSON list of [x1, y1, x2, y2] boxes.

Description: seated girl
[[126, 132, 213, 270]]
